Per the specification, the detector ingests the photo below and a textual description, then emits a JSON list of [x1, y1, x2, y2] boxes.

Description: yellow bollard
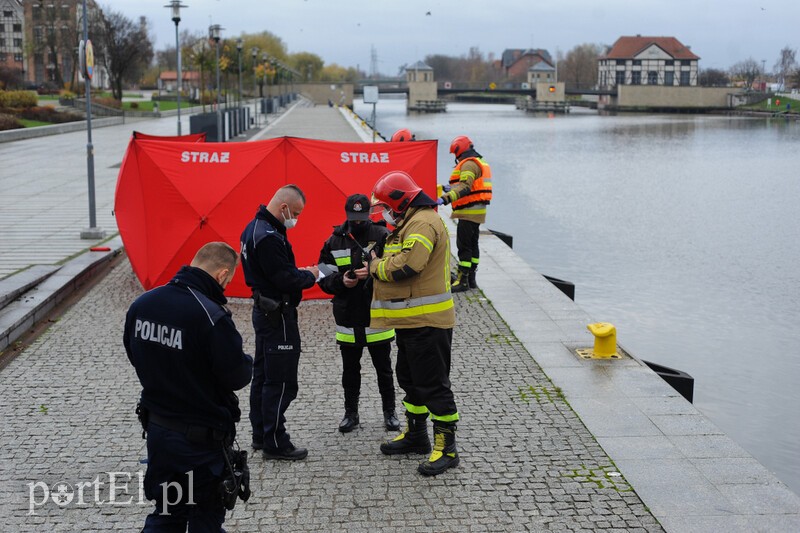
[[586, 322, 618, 358]]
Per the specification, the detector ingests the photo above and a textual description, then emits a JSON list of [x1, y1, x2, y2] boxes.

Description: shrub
[[18, 106, 81, 124], [0, 112, 21, 131], [130, 101, 139, 109], [59, 90, 77, 100], [93, 96, 122, 109], [0, 90, 38, 109]]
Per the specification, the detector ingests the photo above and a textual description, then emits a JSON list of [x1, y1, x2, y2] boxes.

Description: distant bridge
[[352, 84, 616, 98]]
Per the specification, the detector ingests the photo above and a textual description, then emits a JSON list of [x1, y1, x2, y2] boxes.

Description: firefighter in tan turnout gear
[[368, 170, 460, 476]]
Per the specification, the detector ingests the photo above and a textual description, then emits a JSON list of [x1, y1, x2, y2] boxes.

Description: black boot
[[383, 410, 400, 431], [381, 394, 400, 431], [339, 389, 359, 433], [418, 420, 459, 476], [380, 412, 431, 455], [468, 267, 478, 289], [339, 410, 359, 433], [263, 443, 308, 461], [451, 269, 470, 293]]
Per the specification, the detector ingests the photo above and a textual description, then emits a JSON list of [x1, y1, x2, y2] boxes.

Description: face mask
[[348, 220, 367, 235], [282, 205, 298, 229], [382, 209, 397, 226]]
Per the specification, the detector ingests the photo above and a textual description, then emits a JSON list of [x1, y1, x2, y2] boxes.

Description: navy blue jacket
[[123, 266, 253, 432], [239, 205, 316, 306]]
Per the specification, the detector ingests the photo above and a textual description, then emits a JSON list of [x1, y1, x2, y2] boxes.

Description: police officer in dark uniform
[[317, 194, 400, 433], [124, 241, 253, 532], [240, 184, 319, 460]]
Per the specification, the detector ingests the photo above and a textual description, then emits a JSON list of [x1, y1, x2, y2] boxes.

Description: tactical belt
[[148, 412, 228, 443]]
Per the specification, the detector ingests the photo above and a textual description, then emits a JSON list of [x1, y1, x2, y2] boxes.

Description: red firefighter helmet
[[449, 135, 473, 158], [370, 171, 422, 214], [390, 128, 415, 142]]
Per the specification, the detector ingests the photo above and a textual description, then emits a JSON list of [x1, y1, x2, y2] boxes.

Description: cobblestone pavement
[[0, 258, 664, 532]]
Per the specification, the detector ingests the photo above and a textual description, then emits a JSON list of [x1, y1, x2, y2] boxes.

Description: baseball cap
[[344, 193, 370, 221]]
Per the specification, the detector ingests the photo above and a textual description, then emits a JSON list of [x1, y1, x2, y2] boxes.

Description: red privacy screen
[[114, 136, 438, 298]]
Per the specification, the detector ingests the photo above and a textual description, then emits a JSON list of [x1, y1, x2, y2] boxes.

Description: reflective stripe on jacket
[[369, 206, 455, 330], [335, 325, 395, 345]]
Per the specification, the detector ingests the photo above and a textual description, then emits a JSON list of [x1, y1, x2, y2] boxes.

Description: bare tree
[[698, 68, 730, 87], [773, 46, 796, 91], [100, 11, 153, 100], [560, 43, 604, 90], [729, 58, 762, 90]]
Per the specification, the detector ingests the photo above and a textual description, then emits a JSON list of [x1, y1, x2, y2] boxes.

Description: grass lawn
[[19, 119, 51, 127], [740, 95, 800, 113]]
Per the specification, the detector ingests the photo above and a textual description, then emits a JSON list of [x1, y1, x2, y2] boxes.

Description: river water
[[355, 97, 800, 494]]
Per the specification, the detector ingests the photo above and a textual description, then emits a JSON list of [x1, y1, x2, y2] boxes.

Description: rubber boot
[[339, 390, 359, 433], [468, 267, 478, 289], [418, 420, 459, 476], [451, 269, 471, 293], [380, 412, 431, 455]]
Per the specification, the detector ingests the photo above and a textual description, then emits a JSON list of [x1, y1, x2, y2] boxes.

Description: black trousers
[[340, 341, 395, 410], [250, 307, 301, 451], [456, 219, 480, 272], [143, 423, 226, 532], [395, 326, 457, 417]]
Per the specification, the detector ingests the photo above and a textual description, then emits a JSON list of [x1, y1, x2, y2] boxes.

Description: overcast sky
[[109, 0, 799, 75]]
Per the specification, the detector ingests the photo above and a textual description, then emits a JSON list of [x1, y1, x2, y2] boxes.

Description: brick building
[[23, 0, 104, 89], [501, 48, 554, 81]]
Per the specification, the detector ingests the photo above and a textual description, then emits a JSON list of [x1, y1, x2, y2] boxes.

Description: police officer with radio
[[317, 194, 399, 433], [240, 184, 319, 460], [124, 241, 253, 532]]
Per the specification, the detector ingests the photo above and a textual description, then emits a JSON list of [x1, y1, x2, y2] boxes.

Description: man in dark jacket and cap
[[318, 194, 400, 433]]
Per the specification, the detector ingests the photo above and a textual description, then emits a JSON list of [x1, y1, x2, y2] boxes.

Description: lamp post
[[262, 53, 268, 120], [271, 59, 279, 102], [236, 38, 243, 110], [165, 1, 186, 135], [251, 47, 258, 125], [80, 0, 103, 239], [209, 24, 222, 141]]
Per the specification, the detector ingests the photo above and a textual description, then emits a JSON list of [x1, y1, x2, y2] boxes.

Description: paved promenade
[[1, 101, 799, 532]]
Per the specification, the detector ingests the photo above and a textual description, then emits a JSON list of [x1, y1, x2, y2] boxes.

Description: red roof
[[602, 36, 699, 60]]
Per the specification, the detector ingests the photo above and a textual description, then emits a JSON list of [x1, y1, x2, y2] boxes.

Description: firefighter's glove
[[439, 194, 451, 205]]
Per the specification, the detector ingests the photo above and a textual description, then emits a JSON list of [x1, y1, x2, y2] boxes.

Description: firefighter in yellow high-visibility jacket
[[368, 170, 460, 476]]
